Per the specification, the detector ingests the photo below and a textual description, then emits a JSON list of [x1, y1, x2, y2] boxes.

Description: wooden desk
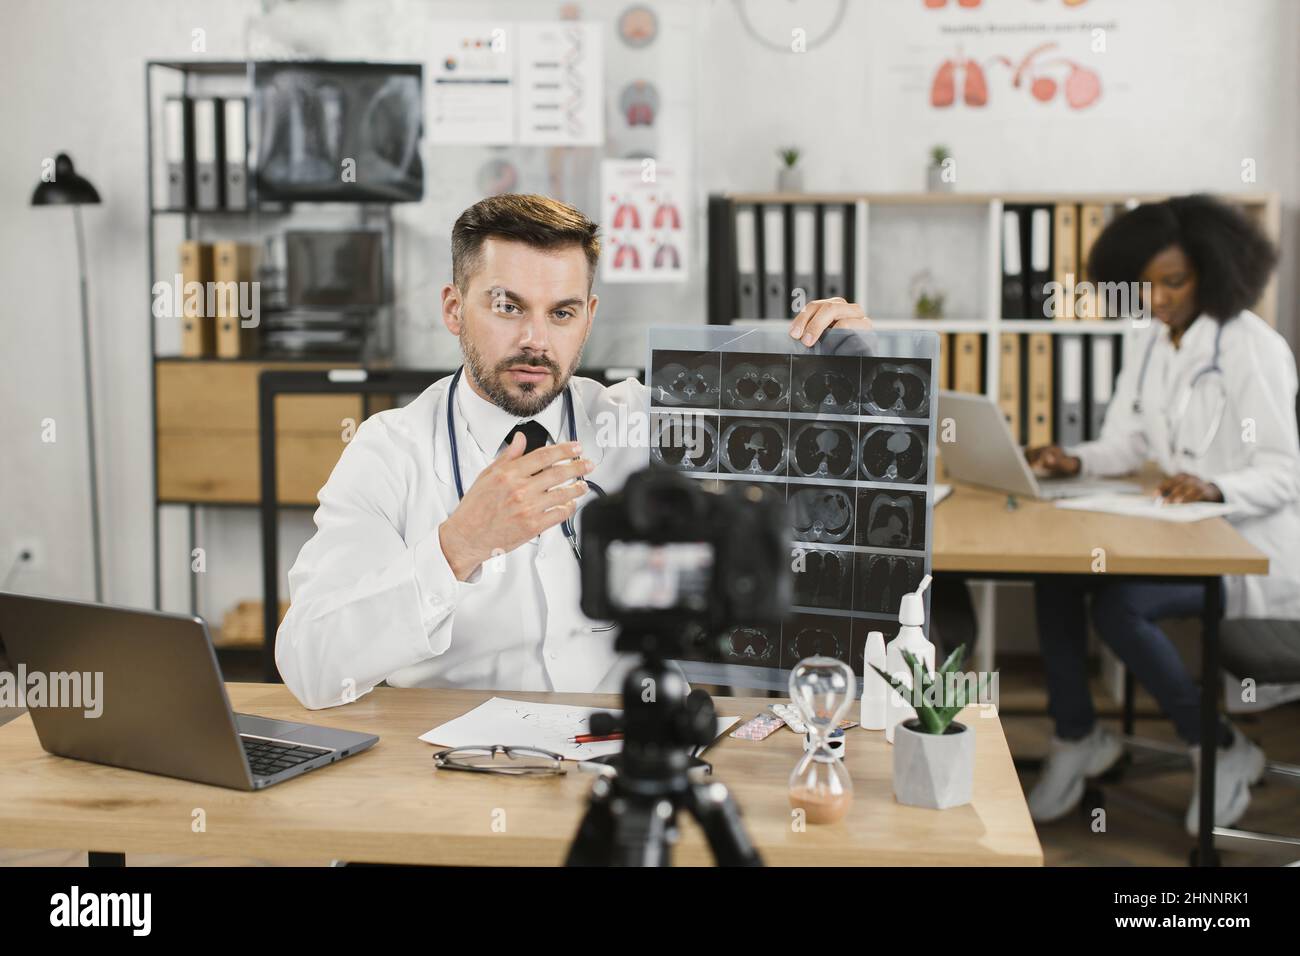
[[930, 480, 1269, 866], [0, 684, 1042, 867], [934, 481, 1269, 576]]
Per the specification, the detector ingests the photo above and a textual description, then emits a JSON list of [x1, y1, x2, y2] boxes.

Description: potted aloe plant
[[871, 645, 977, 809]]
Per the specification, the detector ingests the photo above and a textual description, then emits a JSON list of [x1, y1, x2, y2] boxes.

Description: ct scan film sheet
[[646, 326, 939, 692]]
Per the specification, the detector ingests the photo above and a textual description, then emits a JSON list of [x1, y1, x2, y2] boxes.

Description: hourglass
[[787, 656, 855, 824]]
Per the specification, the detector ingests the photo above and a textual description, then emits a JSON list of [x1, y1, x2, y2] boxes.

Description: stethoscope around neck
[[1131, 320, 1228, 462], [446, 366, 606, 564]]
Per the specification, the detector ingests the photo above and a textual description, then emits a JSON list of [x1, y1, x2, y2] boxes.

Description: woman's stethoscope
[[1131, 320, 1228, 462], [446, 366, 606, 565]]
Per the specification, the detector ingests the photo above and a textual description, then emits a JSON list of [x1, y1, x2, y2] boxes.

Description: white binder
[[193, 98, 222, 210], [223, 98, 249, 210], [762, 206, 788, 318], [1057, 334, 1086, 447], [734, 204, 759, 319], [820, 205, 846, 299], [1089, 336, 1116, 439], [791, 204, 817, 310], [163, 97, 191, 209]]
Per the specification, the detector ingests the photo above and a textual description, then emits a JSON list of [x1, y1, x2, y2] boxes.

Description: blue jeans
[[1034, 578, 1218, 745]]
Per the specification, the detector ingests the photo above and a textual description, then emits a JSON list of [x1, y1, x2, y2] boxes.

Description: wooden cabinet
[[155, 360, 383, 505]]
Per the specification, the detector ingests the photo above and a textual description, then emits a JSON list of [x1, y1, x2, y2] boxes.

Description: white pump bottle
[[860, 630, 888, 730], [884, 574, 936, 744]]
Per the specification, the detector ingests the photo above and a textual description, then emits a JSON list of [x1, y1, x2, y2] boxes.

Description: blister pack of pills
[[730, 712, 787, 741]]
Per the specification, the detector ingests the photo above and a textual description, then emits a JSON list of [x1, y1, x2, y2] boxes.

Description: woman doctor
[[1024, 195, 1300, 834]]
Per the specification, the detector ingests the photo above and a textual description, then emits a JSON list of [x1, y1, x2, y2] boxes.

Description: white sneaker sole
[[1030, 733, 1125, 825], [1186, 741, 1266, 836], [1086, 733, 1125, 777]]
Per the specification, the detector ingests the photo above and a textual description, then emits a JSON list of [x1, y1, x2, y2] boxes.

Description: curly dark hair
[[1086, 194, 1276, 321]]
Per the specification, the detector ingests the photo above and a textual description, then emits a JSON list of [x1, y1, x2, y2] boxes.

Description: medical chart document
[[428, 22, 516, 145], [1055, 494, 1237, 523], [420, 697, 738, 760], [517, 22, 604, 145]]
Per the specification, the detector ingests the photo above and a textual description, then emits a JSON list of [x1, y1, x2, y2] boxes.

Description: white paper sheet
[[1055, 494, 1237, 523], [420, 696, 738, 761]]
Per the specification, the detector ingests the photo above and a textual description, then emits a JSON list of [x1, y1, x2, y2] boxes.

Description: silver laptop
[[937, 390, 1140, 500], [0, 592, 378, 790]]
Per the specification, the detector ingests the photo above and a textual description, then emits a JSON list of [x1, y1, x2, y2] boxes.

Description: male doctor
[[276, 194, 870, 709]]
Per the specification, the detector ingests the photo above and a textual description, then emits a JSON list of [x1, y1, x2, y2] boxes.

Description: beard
[[460, 334, 583, 418]]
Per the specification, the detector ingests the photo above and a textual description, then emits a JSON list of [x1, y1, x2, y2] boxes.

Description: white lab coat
[[276, 373, 651, 710], [1068, 311, 1300, 620]]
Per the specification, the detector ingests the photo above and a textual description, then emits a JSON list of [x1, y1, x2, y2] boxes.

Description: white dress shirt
[[1068, 311, 1300, 619], [276, 372, 651, 709]]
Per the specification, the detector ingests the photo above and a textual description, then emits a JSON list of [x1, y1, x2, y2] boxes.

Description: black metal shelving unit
[[144, 60, 398, 662]]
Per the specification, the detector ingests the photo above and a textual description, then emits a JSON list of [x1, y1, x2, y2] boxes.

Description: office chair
[[1206, 389, 1300, 861], [1207, 618, 1300, 862]]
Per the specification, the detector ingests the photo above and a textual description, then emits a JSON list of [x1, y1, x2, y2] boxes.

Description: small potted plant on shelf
[[911, 270, 946, 319], [927, 145, 955, 192], [871, 645, 977, 809], [777, 146, 802, 193]]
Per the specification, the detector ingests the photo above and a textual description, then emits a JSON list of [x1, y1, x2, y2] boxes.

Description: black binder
[[1001, 204, 1026, 319]]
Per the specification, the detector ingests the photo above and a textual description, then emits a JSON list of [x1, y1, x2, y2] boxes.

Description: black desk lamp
[[30, 153, 104, 602]]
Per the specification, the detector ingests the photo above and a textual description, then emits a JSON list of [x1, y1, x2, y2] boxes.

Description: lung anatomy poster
[[601, 158, 688, 283], [647, 327, 939, 691], [874, 0, 1129, 117]]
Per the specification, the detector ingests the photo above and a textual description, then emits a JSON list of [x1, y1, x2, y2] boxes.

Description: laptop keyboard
[[241, 736, 331, 778]]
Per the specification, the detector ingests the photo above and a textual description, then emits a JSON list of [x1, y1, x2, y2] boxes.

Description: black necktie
[[505, 419, 551, 455]]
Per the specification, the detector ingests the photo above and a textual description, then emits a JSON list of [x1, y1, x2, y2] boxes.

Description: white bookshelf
[[720, 190, 1280, 412], [719, 190, 1281, 677]]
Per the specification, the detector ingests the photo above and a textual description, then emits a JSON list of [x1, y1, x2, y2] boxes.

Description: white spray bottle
[[884, 574, 936, 744], [860, 630, 888, 730]]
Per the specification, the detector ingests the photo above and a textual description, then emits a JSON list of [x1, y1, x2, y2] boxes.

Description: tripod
[[565, 636, 763, 867]]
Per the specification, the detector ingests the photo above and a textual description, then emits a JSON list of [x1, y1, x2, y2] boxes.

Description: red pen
[[570, 733, 623, 744]]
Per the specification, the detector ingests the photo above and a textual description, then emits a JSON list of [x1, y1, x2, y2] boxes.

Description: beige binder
[[952, 333, 982, 393], [998, 333, 1022, 444], [1077, 203, 1108, 319], [1027, 332, 1054, 447], [214, 241, 259, 358], [179, 241, 215, 357], [1052, 202, 1079, 320]]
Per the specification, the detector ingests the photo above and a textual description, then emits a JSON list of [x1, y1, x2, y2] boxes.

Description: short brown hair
[[451, 194, 601, 292]]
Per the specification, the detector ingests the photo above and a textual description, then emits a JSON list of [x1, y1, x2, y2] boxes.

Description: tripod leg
[[566, 777, 677, 866], [687, 780, 764, 866], [565, 779, 618, 866], [609, 797, 675, 867]]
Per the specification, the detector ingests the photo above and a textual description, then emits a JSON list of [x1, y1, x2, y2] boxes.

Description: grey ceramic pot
[[778, 167, 803, 193], [892, 719, 974, 810], [926, 165, 954, 192]]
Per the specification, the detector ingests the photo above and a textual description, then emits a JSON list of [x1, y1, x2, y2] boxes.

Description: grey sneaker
[[1186, 729, 1266, 836], [1028, 726, 1124, 824]]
